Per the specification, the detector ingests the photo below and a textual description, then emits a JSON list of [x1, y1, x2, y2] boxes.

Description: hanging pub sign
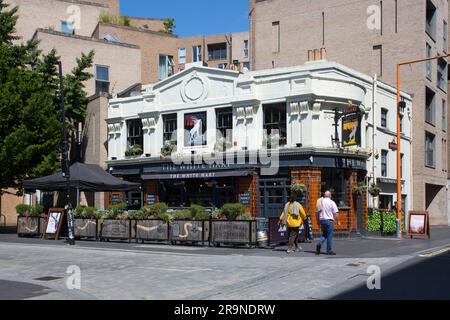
[[389, 139, 398, 151], [184, 112, 207, 146], [239, 192, 251, 206], [146, 193, 156, 205], [342, 113, 361, 147]]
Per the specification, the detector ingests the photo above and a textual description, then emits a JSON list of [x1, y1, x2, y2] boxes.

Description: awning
[[142, 170, 252, 180]]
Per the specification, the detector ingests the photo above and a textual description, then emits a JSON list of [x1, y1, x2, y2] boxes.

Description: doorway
[[259, 178, 290, 218]]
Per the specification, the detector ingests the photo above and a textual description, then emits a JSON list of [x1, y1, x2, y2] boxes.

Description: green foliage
[[290, 183, 306, 195], [143, 24, 149, 29], [173, 210, 192, 220], [30, 204, 44, 216], [353, 182, 368, 196], [239, 212, 254, 221], [99, 12, 134, 28], [158, 18, 176, 34], [368, 183, 382, 197], [107, 203, 127, 218], [366, 210, 381, 232], [161, 141, 176, 157], [211, 208, 223, 220], [222, 203, 245, 221], [140, 203, 169, 218], [16, 204, 31, 216], [0, 3, 94, 193], [127, 210, 146, 220], [157, 212, 173, 222], [191, 205, 210, 220], [125, 144, 143, 157]]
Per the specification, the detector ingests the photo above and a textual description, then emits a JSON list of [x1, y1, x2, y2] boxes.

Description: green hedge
[[366, 210, 405, 233]]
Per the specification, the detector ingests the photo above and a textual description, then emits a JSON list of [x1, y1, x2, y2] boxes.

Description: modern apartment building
[[249, 0, 449, 225]]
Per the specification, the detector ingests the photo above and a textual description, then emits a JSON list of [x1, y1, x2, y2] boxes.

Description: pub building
[[106, 60, 412, 233]]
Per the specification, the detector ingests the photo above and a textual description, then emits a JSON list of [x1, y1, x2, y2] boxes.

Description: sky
[[120, 0, 250, 37]]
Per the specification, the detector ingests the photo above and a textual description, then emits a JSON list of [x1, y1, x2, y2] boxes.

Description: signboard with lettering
[[239, 192, 252, 206], [146, 193, 155, 205], [111, 193, 122, 205], [342, 113, 361, 147]]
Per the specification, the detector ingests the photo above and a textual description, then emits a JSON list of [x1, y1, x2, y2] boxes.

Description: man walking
[[279, 193, 307, 254], [316, 191, 339, 255]]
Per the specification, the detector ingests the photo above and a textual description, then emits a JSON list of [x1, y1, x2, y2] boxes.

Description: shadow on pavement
[[0, 280, 52, 300], [332, 252, 450, 300]]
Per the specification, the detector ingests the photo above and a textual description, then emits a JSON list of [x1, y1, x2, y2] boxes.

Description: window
[[178, 48, 186, 64], [159, 55, 174, 80], [381, 108, 388, 128], [425, 131, 436, 167], [372, 45, 382, 77], [208, 43, 227, 60], [426, 87, 436, 125], [426, 43, 432, 80], [400, 114, 404, 133], [443, 139, 447, 172], [163, 114, 177, 146], [426, 0, 437, 40], [127, 119, 143, 150], [244, 40, 249, 58], [243, 62, 250, 70], [192, 45, 202, 62], [95, 65, 109, 94], [381, 150, 388, 177], [61, 20, 74, 34], [438, 58, 447, 91], [321, 168, 347, 207], [263, 103, 287, 146], [400, 153, 404, 178], [218, 63, 228, 69], [216, 108, 233, 148], [443, 100, 447, 131], [272, 21, 280, 53], [444, 21, 448, 52]]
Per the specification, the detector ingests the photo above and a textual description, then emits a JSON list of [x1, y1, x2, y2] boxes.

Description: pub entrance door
[[258, 178, 290, 219]]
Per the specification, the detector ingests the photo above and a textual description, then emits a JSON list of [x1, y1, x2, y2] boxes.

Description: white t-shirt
[[320, 198, 339, 221]]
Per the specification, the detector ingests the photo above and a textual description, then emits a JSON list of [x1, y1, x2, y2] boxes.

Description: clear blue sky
[[120, 0, 250, 37]]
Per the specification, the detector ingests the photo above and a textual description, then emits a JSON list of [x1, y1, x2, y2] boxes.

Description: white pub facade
[[106, 60, 412, 233]]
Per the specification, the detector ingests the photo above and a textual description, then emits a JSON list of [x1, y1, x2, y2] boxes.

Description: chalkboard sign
[[111, 193, 122, 204], [146, 193, 156, 205], [42, 208, 65, 240], [239, 192, 251, 206]]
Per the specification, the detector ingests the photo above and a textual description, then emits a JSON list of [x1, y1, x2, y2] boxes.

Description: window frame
[[207, 43, 227, 61], [263, 103, 287, 146], [126, 119, 143, 150], [163, 114, 177, 146], [381, 108, 388, 128], [381, 150, 388, 177], [425, 131, 436, 168], [425, 87, 436, 126], [178, 47, 186, 64], [61, 20, 74, 35], [95, 65, 110, 94]]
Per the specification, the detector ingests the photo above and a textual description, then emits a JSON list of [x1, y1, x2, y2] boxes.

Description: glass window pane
[[96, 65, 109, 81]]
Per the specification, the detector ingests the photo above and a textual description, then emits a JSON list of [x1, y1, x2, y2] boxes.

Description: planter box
[[74, 219, 98, 239], [169, 220, 209, 244], [17, 217, 41, 237], [135, 220, 169, 242], [100, 219, 131, 242], [210, 220, 257, 246]]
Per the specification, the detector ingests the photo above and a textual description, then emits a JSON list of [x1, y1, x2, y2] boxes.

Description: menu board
[[42, 208, 65, 240]]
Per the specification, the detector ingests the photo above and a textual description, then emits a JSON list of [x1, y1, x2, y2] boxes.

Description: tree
[[0, 1, 94, 194], [158, 18, 176, 34]]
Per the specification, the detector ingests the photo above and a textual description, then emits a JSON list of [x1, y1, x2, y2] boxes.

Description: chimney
[[307, 48, 327, 61]]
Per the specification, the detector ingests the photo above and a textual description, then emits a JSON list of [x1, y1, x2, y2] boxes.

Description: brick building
[[249, 0, 449, 225]]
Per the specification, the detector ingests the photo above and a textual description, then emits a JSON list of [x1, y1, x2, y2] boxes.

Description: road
[[0, 230, 449, 300]]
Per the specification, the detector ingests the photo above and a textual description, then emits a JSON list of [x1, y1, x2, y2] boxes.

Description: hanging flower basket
[[368, 184, 382, 197]]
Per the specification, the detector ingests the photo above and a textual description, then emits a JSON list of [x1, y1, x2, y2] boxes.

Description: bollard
[[396, 219, 401, 239]]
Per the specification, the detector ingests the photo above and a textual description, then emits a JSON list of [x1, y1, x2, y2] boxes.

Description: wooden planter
[[210, 220, 257, 246], [74, 219, 98, 239], [135, 219, 169, 243], [17, 216, 41, 237], [169, 220, 209, 245], [100, 219, 131, 242]]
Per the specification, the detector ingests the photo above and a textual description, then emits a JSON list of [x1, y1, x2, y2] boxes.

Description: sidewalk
[[1, 226, 449, 259]]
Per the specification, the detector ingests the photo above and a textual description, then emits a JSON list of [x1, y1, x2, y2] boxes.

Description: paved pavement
[[0, 227, 449, 300]]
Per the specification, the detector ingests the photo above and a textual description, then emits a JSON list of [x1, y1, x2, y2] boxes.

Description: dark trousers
[[287, 227, 300, 250]]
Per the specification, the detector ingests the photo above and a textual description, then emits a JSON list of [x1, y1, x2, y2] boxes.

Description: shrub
[[30, 204, 45, 217], [222, 203, 245, 221], [238, 212, 253, 221], [108, 203, 127, 217], [173, 210, 193, 220], [16, 204, 31, 217], [157, 212, 173, 222], [381, 212, 397, 234], [211, 208, 223, 220], [190, 205, 209, 220], [290, 183, 306, 195], [83, 207, 98, 219], [366, 210, 381, 232], [141, 203, 169, 219], [73, 205, 86, 218], [128, 210, 146, 220]]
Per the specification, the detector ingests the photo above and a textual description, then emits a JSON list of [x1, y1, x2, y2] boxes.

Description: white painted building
[[106, 60, 412, 230]]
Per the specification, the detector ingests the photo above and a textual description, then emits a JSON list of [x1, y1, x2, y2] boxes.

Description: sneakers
[[316, 244, 321, 255], [286, 249, 294, 254], [327, 251, 337, 256], [295, 246, 303, 252]]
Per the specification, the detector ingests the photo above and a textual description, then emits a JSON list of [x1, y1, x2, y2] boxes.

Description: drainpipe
[[372, 74, 378, 211]]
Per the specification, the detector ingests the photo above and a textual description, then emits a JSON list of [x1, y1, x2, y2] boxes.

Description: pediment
[[151, 66, 241, 108]]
